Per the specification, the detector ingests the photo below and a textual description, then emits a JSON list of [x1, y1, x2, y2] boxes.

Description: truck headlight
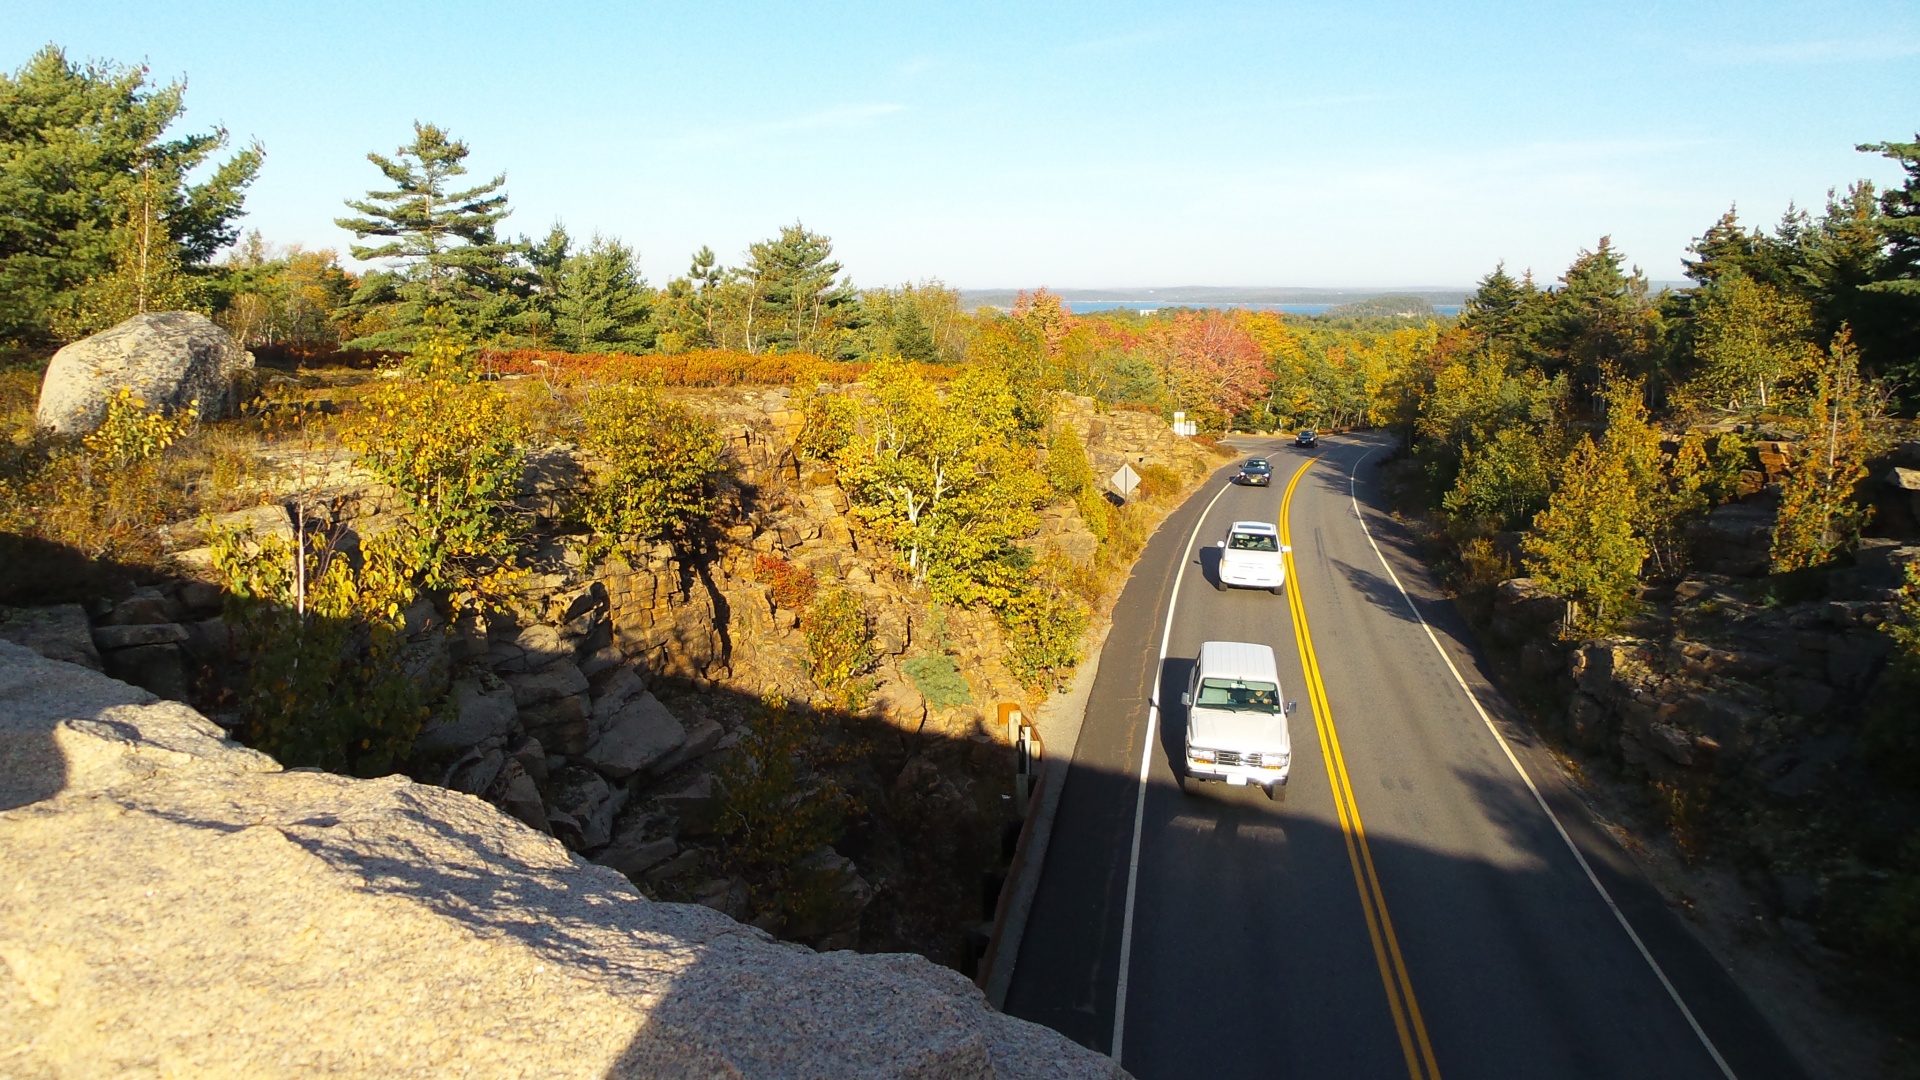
[[1260, 752, 1290, 767], [1188, 748, 1216, 764]]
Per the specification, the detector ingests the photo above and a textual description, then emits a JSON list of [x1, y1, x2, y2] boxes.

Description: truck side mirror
[[1285, 701, 1297, 714], [1281, 545, 1292, 554], [1215, 540, 1225, 548]]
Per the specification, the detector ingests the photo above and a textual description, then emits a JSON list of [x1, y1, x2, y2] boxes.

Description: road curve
[[1004, 433, 1805, 1080]]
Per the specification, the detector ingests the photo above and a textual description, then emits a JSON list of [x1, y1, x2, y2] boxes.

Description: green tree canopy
[[1458, 263, 1547, 358], [1523, 434, 1646, 636], [732, 223, 861, 355], [335, 122, 524, 348], [0, 45, 262, 342], [535, 228, 654, 353]]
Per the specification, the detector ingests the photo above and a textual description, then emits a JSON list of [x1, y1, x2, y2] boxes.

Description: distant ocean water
[[1062, 300, 1462, 317]]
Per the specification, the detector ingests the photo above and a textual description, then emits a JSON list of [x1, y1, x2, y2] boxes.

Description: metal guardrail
[[974, 704, 1045, 993]]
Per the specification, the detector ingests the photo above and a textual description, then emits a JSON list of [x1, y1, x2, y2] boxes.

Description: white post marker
[[1110, 463, 1141, 500]]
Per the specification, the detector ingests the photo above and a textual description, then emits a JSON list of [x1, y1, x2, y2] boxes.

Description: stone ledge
[[0, 643, 1122, 1079]]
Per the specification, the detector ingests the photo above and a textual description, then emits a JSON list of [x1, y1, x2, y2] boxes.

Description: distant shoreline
[[958, 286, 1471, 310]]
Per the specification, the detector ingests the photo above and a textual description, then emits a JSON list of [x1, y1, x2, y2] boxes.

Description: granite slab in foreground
[[0, 642, 1124, 1079]]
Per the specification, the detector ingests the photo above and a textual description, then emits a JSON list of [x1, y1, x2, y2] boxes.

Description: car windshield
[[1196, 678, 1281, 712], [1228, 531, 1278, 552], [1244, 459, 1270, 471]]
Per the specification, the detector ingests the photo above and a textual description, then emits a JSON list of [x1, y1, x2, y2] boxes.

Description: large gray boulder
[[582, 691, 687, 779], [414, 678, 520, 756], [35, 311, 253, 435], [0, 604, 103, 671], [0, 642, 1123, 1079]]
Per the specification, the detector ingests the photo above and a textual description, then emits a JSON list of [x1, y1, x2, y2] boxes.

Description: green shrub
[[349, 377, 525, 597], [804, 588, 875, 701], [578, 382, 722, 557], [211, 525, 428, 776], [796, 388, 859, 463], [1045, 425, 1093, 496], [902, 654, 971, 708], [1074, 485, 1114, 542], [998, 585, 1087, 694], [715, 695, 851, 928], [1867, 564, 1920, 788]]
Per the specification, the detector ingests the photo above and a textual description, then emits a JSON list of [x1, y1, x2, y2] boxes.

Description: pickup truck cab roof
[[1195, 640, 1279, 683]]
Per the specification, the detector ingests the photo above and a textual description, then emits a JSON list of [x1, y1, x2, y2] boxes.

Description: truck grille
[[1215, 750, 1246, 766]]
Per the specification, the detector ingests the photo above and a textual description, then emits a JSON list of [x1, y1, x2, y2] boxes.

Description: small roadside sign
[[1110, 463, 1141, 499]]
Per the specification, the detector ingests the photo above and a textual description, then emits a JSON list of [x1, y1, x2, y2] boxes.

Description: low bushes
[[486, 348, 954, 388], [577, 382, 723, 558], [804, 588, 875, 704]]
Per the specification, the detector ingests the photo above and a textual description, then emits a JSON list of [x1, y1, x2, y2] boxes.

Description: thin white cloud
[[772, 103, 907, 132], [1057, 28, 1165, 56], [642, 102, 908, 153], [1693, 38, 1920, 64]]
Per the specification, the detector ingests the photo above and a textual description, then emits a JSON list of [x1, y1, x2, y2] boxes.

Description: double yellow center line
[[1279, 458, 1444, 1080]]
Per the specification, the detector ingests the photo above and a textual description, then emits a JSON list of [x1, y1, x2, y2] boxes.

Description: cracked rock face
[[0, 643, 1122, 1079]]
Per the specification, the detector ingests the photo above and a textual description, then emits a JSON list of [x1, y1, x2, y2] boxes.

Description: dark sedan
[[1234, 458, 1273, 485], [1295, 429, 1318, 447]]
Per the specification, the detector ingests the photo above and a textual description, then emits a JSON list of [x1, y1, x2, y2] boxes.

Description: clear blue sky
[[6, 1, 1918, 290]]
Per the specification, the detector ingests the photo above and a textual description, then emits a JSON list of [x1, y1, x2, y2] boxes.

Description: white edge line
[[1343, 447, 1739, 1080], [1110, 477, 1238, 1063]]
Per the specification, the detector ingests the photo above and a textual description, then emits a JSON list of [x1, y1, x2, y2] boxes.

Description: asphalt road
[[1004, 433, 1806, 1080]]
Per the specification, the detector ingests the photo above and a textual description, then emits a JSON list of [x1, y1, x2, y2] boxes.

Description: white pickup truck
[[1181, 640, 1295, 797], [1215, 520, 1289, 594]]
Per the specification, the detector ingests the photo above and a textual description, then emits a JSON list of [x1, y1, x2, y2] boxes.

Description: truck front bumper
[[1186, 761, 1290, 787]]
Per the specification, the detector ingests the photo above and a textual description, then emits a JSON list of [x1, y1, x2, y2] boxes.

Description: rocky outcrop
[[35, 311, 254, 435], [0, 642, 1121, 1079]]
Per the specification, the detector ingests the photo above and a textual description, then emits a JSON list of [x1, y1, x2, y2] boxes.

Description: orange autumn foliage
[[483, 349, 952, 387]]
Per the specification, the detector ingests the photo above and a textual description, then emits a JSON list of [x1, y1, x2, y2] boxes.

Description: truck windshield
[[1228, 533, 1278, 552], [1196, 678, 1281, 712]]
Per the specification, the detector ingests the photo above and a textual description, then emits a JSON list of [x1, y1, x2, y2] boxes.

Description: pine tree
[[335, 123, 523, 347], [732, 223, 860, 355], [0, 46, 261, 341], [1459, 262, 1545, 357], [551, 236, 653, 353], [1540, 238, 1662, 400], [1523, 435, 1646, 636]]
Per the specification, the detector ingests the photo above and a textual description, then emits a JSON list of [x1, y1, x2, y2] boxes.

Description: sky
[[5, 1, 1918, 290]]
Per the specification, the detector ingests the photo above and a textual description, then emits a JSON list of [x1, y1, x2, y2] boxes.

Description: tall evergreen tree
[[335, 123, 524, 348], [550, 235, 654, 353], [1459, 262, 1546, 359], [1853, 139, 1920, 399], [1541, 238, 1663, 403], [0, 46, 262, 342], [735, 223, 861, 355]]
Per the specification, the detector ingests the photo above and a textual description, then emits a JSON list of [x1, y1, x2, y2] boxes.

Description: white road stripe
[[1343, 447, 1739, 1080], [1110, 477, 1239, 1063]]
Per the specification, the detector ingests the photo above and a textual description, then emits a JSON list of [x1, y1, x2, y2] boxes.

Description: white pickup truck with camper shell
[[1181, 640, 1296, 797], [1214, 520, 1289, 594]]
